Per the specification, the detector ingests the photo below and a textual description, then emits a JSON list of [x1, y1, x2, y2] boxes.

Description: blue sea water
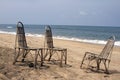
[[0, 24, 120, 46]]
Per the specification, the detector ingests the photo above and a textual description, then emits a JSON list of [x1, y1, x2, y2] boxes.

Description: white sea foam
[[0, 30, 44, 37], [0, 30, 16, 35], [53, 36, 107, 44], [26, 33, 44, 37], [115, 41, 120, 46], [7, 26, 13, 29], [0, 30, 120, 46], [53, 36, 120, 46]]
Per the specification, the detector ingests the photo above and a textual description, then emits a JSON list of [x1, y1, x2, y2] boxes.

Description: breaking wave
[[0, 30, 120, 46]]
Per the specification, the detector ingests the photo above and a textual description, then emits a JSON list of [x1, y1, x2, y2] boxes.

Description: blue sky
[[0, 0, 120, 26]]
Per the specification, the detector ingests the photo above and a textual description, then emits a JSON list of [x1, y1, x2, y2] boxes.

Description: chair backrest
[[45, 25, 54, 48], [99, 36, 115, 59], [15, 21, 27, 48]]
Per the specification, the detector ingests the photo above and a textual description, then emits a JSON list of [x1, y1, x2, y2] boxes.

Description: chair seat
[[46, 47, 67, 51]]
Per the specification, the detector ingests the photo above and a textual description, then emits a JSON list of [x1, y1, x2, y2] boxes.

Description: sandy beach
[[0, 33, 120, 80]]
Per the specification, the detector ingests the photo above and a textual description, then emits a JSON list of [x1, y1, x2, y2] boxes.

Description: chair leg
[[13, 48, 20, 64], [103, 60, 110, 74], [40, 49, 43, 66], [96, 59, 101, 71], [22, 49, 27, 62], [60, 52, 64, 67], [80, 53, 87, 68], [34, 50, 38, 69], [65, 50, 67, 64], [48, 49, 52, 61], [43, 49, 48, 60]]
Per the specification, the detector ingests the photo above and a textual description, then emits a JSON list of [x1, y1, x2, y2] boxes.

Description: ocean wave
[[0, 30, 16, 35], [7, 26, 13, 29], [0, 30, 44, 37], [26, 33, 44, 37], [0, 30, 120, 46], [53, 36, 120, 46], [115, 41, 120, 46]]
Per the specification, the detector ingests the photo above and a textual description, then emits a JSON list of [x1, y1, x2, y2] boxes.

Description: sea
[[0, 24, 120, 46]]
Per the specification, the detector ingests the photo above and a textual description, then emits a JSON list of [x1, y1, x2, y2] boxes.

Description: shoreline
[[0, 32, 120, 46], [0, 33, 119, 54], [0, 33, 120, 48]]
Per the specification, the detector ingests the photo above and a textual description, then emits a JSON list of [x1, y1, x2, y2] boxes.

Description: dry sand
[[0, 33, 120, 80]]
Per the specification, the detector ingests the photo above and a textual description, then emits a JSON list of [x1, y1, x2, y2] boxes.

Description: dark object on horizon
[[44, 25, 67, 67], [80, 36, 115, 74]]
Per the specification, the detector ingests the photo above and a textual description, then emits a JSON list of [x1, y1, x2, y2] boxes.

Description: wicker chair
[[13, 22, 43, 68], [44, 25, 67, 67], [80, 36, 115, 73]]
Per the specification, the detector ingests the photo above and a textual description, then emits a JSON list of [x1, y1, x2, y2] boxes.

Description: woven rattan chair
[[44, 25, 67, 67], [13, 22, 43, 68], [80, 36, 115, 73]]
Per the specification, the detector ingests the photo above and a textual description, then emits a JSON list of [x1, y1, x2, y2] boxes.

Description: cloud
[[79, 11, 88, 16], [79, 11, 98, 16]]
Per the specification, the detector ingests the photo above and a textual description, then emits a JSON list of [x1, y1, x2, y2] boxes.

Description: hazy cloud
[[0, 0, 120, 26], [79, 11, 88, 16]]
